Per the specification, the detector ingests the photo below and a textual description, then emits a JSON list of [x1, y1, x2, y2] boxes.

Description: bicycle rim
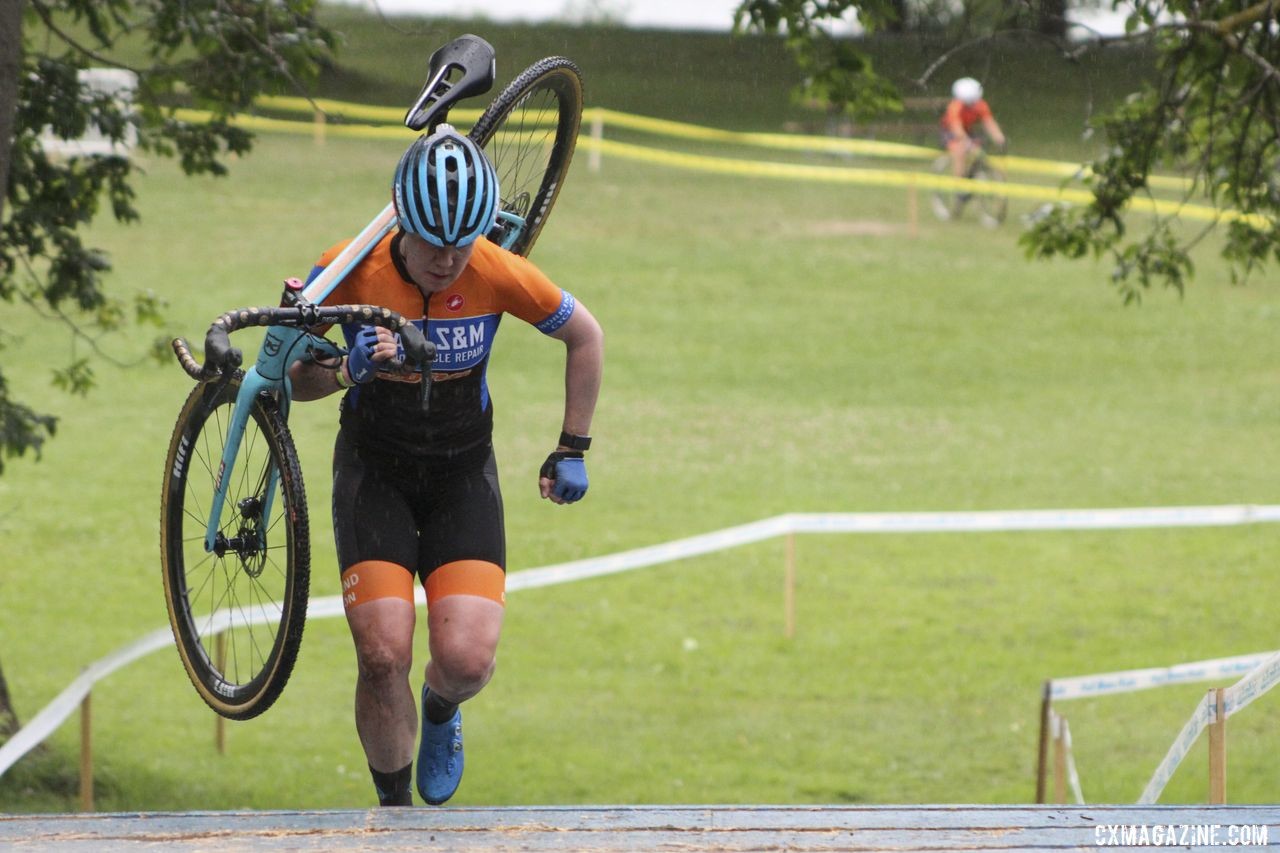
[[160, 376, 310, 720], [973, 163, 1008, 227], [469, 57, 583, 257]]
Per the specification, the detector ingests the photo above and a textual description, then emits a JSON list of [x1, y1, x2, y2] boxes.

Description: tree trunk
[[0, 659, 18, 740], [1037, 0, 1068, 37], [0, 0, 26, 223], [0, 1, 27, 741]]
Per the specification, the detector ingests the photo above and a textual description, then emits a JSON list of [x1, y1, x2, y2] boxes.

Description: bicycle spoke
[[506, 97, 551, 182]]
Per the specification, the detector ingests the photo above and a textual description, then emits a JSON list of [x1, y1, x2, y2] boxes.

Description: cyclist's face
[[401, 232, 475, 293]]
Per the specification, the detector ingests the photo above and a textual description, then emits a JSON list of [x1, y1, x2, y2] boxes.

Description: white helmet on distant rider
[[952, 77, 983, 106]]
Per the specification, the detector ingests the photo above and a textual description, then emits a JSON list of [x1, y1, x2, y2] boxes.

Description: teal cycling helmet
[[393, 125, 499, 247]]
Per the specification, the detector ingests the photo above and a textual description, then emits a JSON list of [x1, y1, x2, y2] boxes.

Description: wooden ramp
[[1, 805, 1276, 851]]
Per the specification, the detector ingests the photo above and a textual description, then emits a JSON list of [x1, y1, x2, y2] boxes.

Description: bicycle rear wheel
[[160, 375, 309, 720], [469, 57, 583, 257], [971, 159, 1008, 227]]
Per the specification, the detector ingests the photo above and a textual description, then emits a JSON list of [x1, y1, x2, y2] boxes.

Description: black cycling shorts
[[331, 426, 506, 583]]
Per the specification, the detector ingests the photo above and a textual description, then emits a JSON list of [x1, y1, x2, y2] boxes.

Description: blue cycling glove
[[346, 327, 380, 384], [540, 451, 588, 503], [346, 326, 403, 384]]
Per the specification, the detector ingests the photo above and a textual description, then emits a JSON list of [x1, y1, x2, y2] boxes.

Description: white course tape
[[791, 505, 1280, 534], [1137, 693, 1216, 804], [1049, 711, 1085, 805], [1137, 650, 1280, 804], [306, 515, 798, 618], [1224, 650, 1280, 718], [1050, 652, 1275, 701], [1063, 718, 1085, 806], [3, 505, 1279, 781], [0, 626, 175, 777]]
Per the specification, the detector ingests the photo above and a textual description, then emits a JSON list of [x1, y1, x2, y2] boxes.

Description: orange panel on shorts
[[341, 560, 414, 611], [425, 560, 506, 606]]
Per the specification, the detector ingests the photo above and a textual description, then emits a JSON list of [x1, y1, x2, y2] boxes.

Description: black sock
[[423, 687, 459, 726], [370, 762, 413, 807]]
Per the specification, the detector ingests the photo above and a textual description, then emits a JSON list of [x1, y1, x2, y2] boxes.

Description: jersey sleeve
[[476, 242, 575, 333]]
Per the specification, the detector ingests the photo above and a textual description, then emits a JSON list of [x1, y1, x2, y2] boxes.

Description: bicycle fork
[[202, 326, 311, 556]]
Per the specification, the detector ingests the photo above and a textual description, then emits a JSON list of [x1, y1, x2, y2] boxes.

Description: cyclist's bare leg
[[415, 562, 505, 804], [948, 136, 970, 178], [347, 597, 418, 771], [424, 595, 504, 703]]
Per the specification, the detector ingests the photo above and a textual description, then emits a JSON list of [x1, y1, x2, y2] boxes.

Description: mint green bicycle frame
[[200, 204, 397, 553]]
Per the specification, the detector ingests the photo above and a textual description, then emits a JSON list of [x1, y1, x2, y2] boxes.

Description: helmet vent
[[391, 127, 499, 247]]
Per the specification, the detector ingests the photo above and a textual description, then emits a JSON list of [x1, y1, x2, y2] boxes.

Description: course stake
[[79, 687, 93, 812], [589, 108, 603, 173], [1209, 687, 1226, 804]]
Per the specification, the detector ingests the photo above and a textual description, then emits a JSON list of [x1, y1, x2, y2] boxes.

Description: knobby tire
[[160, 375, 310, 720], [469, 57, 583, 257]]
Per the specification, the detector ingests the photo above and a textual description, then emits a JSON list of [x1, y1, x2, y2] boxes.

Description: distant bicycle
[[160, 36, 583, 720], [930, 141, 1008, 228]]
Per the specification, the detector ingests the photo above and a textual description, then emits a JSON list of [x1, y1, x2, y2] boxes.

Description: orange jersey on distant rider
[[940, 98, 992, 136]]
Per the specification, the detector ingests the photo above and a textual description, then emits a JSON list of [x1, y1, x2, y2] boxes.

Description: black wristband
[[541, 450, 583, 480], [558, 430, 591, 451]]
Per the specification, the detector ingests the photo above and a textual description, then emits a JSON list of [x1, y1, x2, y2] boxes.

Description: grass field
[[1, 11, 1277, 812]]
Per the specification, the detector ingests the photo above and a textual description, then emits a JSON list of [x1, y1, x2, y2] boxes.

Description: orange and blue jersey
[[940, 98, 992, 138], [306, 231, 574, 458]]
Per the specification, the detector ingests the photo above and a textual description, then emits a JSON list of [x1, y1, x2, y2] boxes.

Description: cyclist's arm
[[290, 358, 346, 402], [546, 300, 603, 443], [289, 324, 401, 402], [942, 100, 968, 139], [982, 114, 1006, 148]]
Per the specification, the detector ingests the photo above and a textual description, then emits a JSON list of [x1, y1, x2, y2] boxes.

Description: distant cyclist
[[289, 126, 604, 807], [940, 77, 1007, 179]]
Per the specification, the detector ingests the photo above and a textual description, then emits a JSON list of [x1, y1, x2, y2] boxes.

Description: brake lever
[[397, 322, 437, 413]]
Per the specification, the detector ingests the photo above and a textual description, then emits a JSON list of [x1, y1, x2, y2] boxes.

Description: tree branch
[[15, 266, 152, 370], [1232, 40, 1280, 84], [1215, 0, 1280, 36], [912, 33, 1001, 89], [27, 0, 143, 75]]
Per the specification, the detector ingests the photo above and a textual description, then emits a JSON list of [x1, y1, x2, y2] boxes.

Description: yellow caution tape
[[253, 95, 1192, 192], [578, 137, 1258, 226], [173, 107, 1264, 228], [589, 107, 938, 161], [255, 94, 485, 126]]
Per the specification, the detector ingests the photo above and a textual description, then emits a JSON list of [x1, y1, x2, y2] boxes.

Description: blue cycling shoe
[[417, 688, 464, 805]]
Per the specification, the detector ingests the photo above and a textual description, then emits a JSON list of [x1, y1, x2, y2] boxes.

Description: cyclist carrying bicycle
[[940, 77, 1006, 179], [288, 126, 604, 807]]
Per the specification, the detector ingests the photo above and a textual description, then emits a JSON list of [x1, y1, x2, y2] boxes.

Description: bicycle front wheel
[[971, 160, 1008, 227], [929, 154, 962, 221], [469, 57, 583, 257], [160, 375, 310, 720]]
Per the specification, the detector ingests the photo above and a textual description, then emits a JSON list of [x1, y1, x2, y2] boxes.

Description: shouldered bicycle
[[160, 36, 583, 720]]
